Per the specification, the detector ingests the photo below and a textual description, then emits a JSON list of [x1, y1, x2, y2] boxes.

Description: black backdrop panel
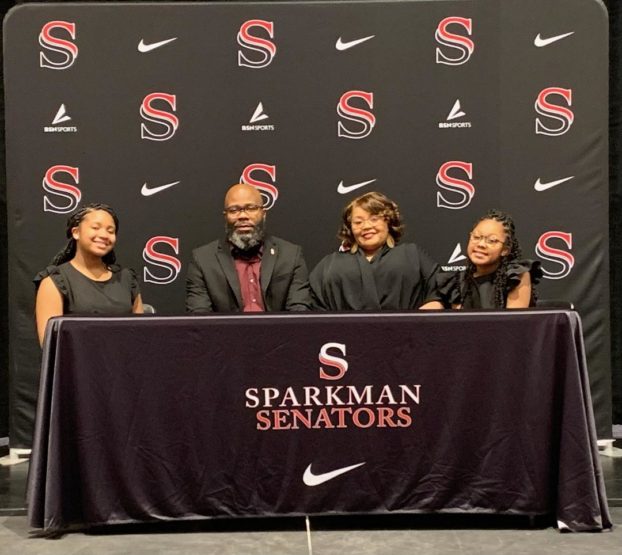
[[3, 0, 611, 444]]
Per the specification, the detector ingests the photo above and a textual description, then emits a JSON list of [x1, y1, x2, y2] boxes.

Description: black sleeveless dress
[[34, 262, 140, 314]]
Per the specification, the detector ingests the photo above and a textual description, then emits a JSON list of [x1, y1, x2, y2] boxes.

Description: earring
[[386, 235, 395, 248]]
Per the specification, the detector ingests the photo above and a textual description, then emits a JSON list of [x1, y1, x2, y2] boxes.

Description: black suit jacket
[[185, 236, 312, 312]]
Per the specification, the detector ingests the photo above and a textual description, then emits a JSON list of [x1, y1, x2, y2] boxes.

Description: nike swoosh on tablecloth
[[303, 462, 366, 486]]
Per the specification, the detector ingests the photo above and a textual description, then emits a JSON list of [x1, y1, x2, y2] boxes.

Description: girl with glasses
[[438, 209, 541, 309]]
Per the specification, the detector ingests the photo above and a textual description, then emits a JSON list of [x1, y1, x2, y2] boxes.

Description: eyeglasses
[[223, 204, 263, 216], [351, 215, 386, 228], [469, 233, 505, 246]]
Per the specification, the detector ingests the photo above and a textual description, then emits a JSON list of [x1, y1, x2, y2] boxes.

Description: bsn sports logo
[[241, 102, 275, 131], [441, 243, 467, 271], [42, 165, 81, 214], [240, 163, 278, 209], [44, 104, 77, 133], [39, 21, 78, 70], [535, 231, 574, 279], [143, 236, 181, 285], [337, 91, 375, 140], [535, 88, 574, 136], [435, 17, 474, 66], [140, 93, 179, 141], [237, 20, 276, 69], [436, 161, 475, 210], [439, 99, 471, 129]]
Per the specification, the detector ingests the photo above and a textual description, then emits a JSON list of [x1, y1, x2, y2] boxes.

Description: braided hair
[[49, 203, 119, 266], [459, 209, 534, 308]]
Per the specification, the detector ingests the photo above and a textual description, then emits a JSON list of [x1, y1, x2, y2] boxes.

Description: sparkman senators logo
[[535, 87, 574, 136], [142, 236, 181, 285], [140, 93, 179, 141], [245, 342, 422, 431], [436, 161, 475, 210], [337, 91, 376, 139], [435, 17, 474, 66], [42, 165, 81, 214], [237, 19, 276, 69], [39, 21, 78, 70], [240, 163, 278, 209], [535, 231, 574, 279]]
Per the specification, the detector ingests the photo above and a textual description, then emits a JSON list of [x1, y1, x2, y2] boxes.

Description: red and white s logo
[[39, 21, 78, 70], [319, 342, 348, 381], [337, 91, 376, 140], [436, 161, 475, 210], [237, 20, 276, 69], [143, 236, 181, 285], [435, 17, 474, 66], [535, 231, 574, 279], [140, 93, 179, 141], [240, 163, 278, 210], [42, 165, 81, 214], [535, 88, 574, 136]]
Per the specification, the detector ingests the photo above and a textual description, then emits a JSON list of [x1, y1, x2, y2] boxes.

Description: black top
[[437, 259, 542, 309], [34, 262, 140, 315], [309, 243, 440, 310]]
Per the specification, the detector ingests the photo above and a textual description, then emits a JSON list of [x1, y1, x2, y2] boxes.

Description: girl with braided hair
[[439, 209, 541, 309], [310, 191, 443, 310], [34, 203, 143, 344]]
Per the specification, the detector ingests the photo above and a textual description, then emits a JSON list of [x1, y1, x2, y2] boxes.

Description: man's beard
[[226, 218, 266, 251]]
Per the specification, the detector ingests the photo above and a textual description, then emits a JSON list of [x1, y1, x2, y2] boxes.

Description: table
[[27, 311, 611, 531]]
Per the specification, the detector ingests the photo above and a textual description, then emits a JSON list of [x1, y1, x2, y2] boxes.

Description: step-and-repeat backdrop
[[4, 0, 610, 445]]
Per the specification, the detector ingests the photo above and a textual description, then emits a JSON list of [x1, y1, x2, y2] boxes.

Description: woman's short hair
[[338, 191, 404, 249]]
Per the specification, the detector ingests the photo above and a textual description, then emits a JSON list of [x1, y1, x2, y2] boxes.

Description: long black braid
[[459, 209, 535, 308], [49, 203, 119, 266]]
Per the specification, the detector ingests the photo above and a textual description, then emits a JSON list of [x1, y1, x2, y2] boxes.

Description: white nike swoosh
[[534, 176, 574, 192], [138, 37, 178, 53], [336, 35, 375, 51], [337, 179, 377, 194], [141, 181, 181, 196], [534, 32, 574, 48], [303, 462, 365, 486]]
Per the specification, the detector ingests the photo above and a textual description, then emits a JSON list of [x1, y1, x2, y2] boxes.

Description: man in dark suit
[[186, 183, 312, 312]]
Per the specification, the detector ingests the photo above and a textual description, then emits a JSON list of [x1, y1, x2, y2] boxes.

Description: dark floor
[[1, 447, 621, 554]]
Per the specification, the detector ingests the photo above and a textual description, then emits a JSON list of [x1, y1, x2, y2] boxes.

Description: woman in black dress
[[34, 203, 143, 344], [309, 191, 442, 310], [438, 209, 541, 309]]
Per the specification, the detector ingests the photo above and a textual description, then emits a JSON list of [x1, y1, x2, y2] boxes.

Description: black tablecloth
[[28, 311, 611, 531]]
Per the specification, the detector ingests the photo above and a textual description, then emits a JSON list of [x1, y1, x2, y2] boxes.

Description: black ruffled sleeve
[[434, 270, 463, 307], [506, 259, 543, 291], [33, 265, 68, 295]]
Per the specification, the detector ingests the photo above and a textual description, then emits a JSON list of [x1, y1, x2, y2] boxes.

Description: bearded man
[[185, 184, 312, 312]]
